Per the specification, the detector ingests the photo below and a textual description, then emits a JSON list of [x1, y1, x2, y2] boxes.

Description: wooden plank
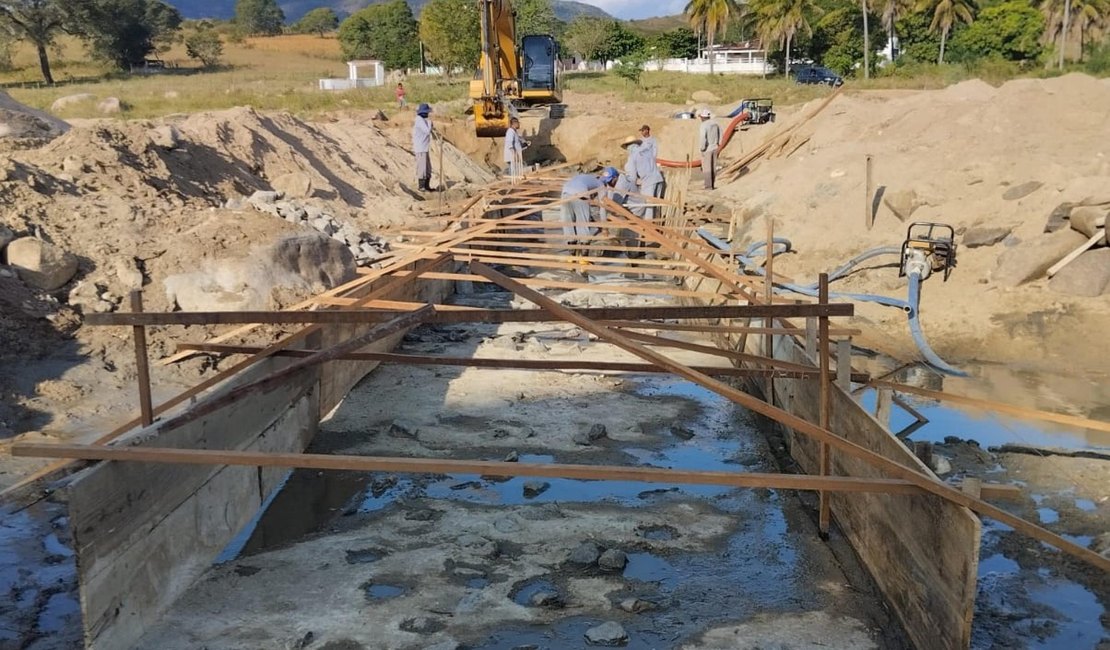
[[130, 291, 153, 428], [86, 309, 401, 327], [15, 443, 935, 495], [818, 274, 832, 538], [615, 329, 821, 374], [870, 380, 1110, 434], [602, 321, 862, 336], [468, 261, 1110, 573], [1047, 230, 1104, 277], [173, 343, 861, 380]]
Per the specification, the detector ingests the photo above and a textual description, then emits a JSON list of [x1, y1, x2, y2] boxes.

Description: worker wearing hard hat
[[615, 135, 641, 206], [698, 109, 721, 190], [503, 117, 528, 178], [413, 103, 434, 192], [560, 167, 620, 246]]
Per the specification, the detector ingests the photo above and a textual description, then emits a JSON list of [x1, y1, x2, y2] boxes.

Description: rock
[[50, 94, 95, 112], [149, 125, 180, 149], [572, 431, 592, 446], [963, 226, 1013, 248], [268, 233, 356, 292], [568, 542, 601, 566], [529, 590, 564, 607], [1044, 202, 1074, 233], [248, 190, 281, 206], [61, 156, 85, 175], [388, 420, 416, 438], [115, 258, 144, 290], [882, 189, 919, 221], [1094, 532, 1110, 558], [691, 90, 721, 103], [670, 425, 695, 440], [370, 110, 389, 121], [272, 171, 314, 199], [91, 299, 114, 313], [523, 481, 549, 498], [97, 97, 122, 115], [1069, 206, 1108, 243], [456, 534, 498, 559], [993, 229, 1087, 287], [598, 549, 627, 571], [494, 516, 522, 533], [587, 423, 607, 440], [1002, 181, 1042, 201], [399, 616, 444, 634], [6, 237, 78, 290], [930, 454, 952, 475], [1059, 176, 1110, 207], [223, 196, 247, 211], [311, 217, 337, 236], [503, 450, 519, 462], [0, 224, 13, 253], [618, 598, 654, 613], [584, 621, 628, 646], [1048, 249, 1110, 297]]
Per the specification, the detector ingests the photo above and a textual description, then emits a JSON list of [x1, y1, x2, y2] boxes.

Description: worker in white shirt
[[412, 103, 434, 191], [503, 117, 528, 178], [560, 167, 620, 245], [698, 109, 721, 190], [634, 123, 666, 219]]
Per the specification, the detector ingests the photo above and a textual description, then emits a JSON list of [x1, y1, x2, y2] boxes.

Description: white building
[[319, 60, 386, 91], [641, 40, 775, 76]]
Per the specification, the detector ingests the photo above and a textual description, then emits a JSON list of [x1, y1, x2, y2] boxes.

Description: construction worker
[[560, 167, 619, 245], [503, 117, 527, 178], [634, 124, 666, 219], [413, 103, 433, 192], [698, 109, 721, 190], [614, 135, 641, 205]]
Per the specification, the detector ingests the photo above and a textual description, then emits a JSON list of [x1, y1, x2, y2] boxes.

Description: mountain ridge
[[167, 0, 612, 23]]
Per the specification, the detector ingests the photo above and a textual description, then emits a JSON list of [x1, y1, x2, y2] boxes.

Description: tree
[[685, 0, 743, 73], [293, 7, 337, 37], [68, 0, 183, 69], [808, 0, 885, 75], [879, 0, 914, 58], [950, 0, 1043, 61], [750, 0, 823, 76], [893, 10, 942, 61], [601, 20, 645, 60], [515, 0, 558, 39], [339, 0, 419, 70], [1041, 0, 1109, 64], [235, 0, 283, 36], [650, 27, 700, 58], [916, 0, 975, 63], [0, 0, 66, 84], [185, 25, 223, 67], [419, 0, 480, 75], [563, 16, 609, 61], [614, 49, 647, 84]]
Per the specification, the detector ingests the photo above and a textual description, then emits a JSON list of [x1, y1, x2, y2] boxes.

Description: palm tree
[[749, 0, 822, 77], [880, 0, 914, 60], [1044, 0, 1110, 63], [685, 0, 743, 74], [1073, 0, 1110, 59], [917, 0, 975, 64]]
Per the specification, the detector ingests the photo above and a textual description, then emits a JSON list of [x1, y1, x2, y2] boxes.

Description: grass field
[[0, 33, 1094, 120]]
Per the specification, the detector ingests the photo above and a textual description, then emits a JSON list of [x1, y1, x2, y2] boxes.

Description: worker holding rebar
[[560, 167, 620, 248], [698, 109, 721, 190], [413, 103, 434, 192], [635, 124, 666, 218], [503, 117, 527, 178]]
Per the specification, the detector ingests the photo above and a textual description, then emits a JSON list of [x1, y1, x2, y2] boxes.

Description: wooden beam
[[818, 274, 832, 538], [174, 343, 858, 380], [86, 310, 400, 327], [870, 380, 1110, 434], [130, 291, 154, 428], [615, 329, 821, 374], [324, 302, 854, 323], [467, 261, 1110, 573], [156, 306, 433, 435], [10, 443, 934, 495], [601, 321, 862, 336]]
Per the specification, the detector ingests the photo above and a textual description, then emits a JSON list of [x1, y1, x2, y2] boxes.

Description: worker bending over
[[503, 117, 528, 178], [412, 103, 434, 192], [560, 167, 620, 246], [698, 109, 721, 190]]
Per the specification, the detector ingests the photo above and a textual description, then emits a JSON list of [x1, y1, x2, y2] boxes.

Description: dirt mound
[[0, 91, 69, 152], [719, 73, 1110, 372]]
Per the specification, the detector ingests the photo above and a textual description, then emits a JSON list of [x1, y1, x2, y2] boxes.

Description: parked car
[[794, 66, 844, 86]]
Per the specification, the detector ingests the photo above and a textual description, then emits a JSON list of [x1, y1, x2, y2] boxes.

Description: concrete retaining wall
[[63, 271, 453, 649]]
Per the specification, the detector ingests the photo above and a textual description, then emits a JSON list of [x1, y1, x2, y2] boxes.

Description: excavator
[[470, 0, 564, 138]]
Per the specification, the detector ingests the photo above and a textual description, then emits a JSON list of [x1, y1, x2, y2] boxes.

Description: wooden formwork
[[9, 175, 1108, 649]]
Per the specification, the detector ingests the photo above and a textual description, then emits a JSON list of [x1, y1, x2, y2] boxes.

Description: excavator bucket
[[475, 108, 510, 138]]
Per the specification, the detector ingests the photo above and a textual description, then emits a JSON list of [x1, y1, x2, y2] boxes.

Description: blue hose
[[697, 229, 966, 376]]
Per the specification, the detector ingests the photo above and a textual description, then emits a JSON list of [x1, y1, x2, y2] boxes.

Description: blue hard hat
[[600, 166, 619, 182], [416, 103, 431, 115]]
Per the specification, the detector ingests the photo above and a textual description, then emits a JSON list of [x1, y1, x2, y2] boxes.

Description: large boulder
[[6, 237, 78, 290], [993, 229, 1087, 287], [268, 233, 356, 293], [1059, 176, 1110, 207], [271, 171, 314, 199], [1048, 249, 1110, 297], [963, 225, 1013, 248]]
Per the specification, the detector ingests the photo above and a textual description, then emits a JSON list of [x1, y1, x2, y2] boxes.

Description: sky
[[587, 0, 688, 20]]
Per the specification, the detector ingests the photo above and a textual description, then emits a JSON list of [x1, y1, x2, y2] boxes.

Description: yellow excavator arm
[[469, 0, 563, 138]]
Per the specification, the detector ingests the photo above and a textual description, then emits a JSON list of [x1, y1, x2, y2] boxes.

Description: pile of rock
[[1, 231, 78, 292], [244, 190, 389, 266]]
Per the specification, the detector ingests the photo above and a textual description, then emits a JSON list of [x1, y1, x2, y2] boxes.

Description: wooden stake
[[130, 290, 154, 428], [818, 273, 831, 539], [865, 154, 874, 230], [765, 215, 775, 404]]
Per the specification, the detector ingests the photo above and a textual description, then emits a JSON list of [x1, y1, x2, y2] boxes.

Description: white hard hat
[[699, 109, 712, 118]]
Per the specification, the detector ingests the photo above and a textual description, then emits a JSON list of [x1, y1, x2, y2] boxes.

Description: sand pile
[[0, 91, 70, 152], [718, 73, 1110, 371]]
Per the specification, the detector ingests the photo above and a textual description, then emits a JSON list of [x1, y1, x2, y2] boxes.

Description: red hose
[[657, 111, 750, 168]]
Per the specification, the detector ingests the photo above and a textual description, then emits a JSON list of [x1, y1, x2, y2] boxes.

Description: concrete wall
[[63, 270, 453, 650], [679, 258, 979, 650]]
